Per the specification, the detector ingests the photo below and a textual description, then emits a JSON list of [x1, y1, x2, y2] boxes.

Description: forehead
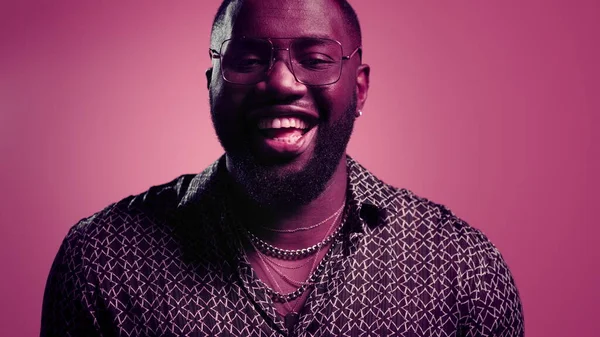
[[223, 0, 347, 44]]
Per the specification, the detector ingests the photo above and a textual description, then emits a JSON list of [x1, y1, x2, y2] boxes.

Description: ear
[[355, 64, 370, 111], [205, 67, 213, 90]]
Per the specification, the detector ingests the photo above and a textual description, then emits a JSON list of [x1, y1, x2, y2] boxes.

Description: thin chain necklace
[[250, 235, 342, 334], [258, 203, 344, 233], [252, 239, 320, 303], [248, 233, 330, 302], [263, 257, 318, 288], [257, 208, 343, 286], [246, 224, 342, 260], [249, 205, 345, 303], [244, 203, 347, 334], [264, 255, 314, 270]]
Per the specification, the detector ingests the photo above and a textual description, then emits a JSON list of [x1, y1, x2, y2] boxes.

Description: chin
[[256, 150, 315, 175], [214, 95, 357, 208]]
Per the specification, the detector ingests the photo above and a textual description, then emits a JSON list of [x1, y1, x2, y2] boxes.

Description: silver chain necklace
[[262, 254, 315, 270], [250, 228, 340, 303], [256, 208, 343, 285], [246, 223, 343, 260], [246, 204, 346, 303], [258, 203, 344, 233], [262, 242, 337, 303]]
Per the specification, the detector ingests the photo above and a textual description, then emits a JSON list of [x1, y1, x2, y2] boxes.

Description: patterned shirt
[[41, 156, 524, 337]]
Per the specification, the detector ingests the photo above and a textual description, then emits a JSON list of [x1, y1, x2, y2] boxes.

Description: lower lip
[[252, 126, 317, 159]]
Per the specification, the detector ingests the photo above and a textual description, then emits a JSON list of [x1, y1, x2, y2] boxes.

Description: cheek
[[211, 79, 252, 114], [210, 63, 246, 107], [312, 84, 354, 121]]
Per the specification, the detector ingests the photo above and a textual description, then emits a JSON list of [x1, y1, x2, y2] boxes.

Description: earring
[[356, 110, 363, 117]]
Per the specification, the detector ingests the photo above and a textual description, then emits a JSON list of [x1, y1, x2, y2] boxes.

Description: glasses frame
[[209, 37, 362, 86]]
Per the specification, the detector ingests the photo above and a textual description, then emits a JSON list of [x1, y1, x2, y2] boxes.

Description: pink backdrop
[[1, 1, 598, 336]]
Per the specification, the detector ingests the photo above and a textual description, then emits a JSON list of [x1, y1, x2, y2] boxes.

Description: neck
[[229, 155, 348, 248]]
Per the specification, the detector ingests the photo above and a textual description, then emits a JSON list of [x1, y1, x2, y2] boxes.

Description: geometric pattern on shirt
[[41, 155, 524, 337]]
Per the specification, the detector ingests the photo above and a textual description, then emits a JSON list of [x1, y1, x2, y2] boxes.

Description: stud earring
[[356, 110, 363, 117]]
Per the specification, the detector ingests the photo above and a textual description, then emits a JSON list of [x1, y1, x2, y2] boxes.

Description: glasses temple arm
[[341, 46, 362, 61]]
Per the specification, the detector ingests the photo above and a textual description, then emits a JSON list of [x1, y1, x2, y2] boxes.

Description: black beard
[[209, 94, 357, 209]]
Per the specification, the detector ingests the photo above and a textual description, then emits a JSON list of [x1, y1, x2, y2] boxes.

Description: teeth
[[258, 117, 309, 130], [273, 134, 302, 143]]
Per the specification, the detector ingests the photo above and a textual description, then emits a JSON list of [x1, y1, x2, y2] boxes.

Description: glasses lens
[[291, 38, 343, 85], [220, 38, 271, 84]]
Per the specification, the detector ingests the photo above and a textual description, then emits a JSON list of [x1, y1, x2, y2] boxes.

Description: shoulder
[[348, 156, 503, 265], [376, 187, 524, 334], [351, 160, 523, 321], [383, 182, 503, 266], [60, 157, 226, 261], [391, 187, 493, 249], [68, 174, 194, 239]]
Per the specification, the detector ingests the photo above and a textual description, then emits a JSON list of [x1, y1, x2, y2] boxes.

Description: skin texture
[[207, 0, 369, 218]]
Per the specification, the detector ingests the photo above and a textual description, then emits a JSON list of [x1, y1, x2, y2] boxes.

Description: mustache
[[208, 87, 340, 123], [241, 97, 314, 113]]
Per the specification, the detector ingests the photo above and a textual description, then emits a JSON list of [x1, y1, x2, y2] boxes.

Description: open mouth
[[252, 116, 318, 157], [257, 116, 313, 143]]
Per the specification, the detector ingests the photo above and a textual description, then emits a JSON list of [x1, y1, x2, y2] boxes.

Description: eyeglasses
[[209, 37, 361, 86]]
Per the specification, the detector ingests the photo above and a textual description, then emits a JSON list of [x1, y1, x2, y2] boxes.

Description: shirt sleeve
[[41, 227, 102, 337], [458, 230, 525, 337]]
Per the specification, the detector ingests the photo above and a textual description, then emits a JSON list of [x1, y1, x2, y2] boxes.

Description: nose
[[258, 49, 307, 98]]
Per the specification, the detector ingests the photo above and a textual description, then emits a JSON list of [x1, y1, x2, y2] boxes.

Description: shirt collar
[[345, 155, 400, 233], [178, 154, 398, 232], [177, 156, 227, 210]]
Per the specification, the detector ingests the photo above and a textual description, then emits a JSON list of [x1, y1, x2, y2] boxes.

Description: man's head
[[207, 0, 369, 208]]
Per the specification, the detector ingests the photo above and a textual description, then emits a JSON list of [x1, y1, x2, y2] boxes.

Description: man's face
[[208, 0, 369, 207]]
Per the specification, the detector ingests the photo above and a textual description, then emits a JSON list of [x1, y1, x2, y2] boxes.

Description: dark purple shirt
[[42, 156, 524, 336]]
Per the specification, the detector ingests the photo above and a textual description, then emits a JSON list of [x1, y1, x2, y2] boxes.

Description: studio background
[[1, 1, 598, 336]]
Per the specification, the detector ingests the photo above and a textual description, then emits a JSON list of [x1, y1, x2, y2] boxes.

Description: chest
[[94, 234, 463, 336]]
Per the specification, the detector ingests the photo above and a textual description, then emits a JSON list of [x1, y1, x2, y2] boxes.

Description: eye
[[296, 53, 336, 70], [228, 57, 269, 72]]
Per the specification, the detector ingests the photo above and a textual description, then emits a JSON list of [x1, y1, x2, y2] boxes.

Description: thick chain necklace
[[242, 202, 347, 334], [246, 224, 343, 260], [254, 238, 338, 303], [247, 205, 346, 303], [258, 206, 343, 284], [250, 231, 341, 303]]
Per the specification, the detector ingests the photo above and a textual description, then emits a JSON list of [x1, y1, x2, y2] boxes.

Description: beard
[[209, 93, 357, 209]]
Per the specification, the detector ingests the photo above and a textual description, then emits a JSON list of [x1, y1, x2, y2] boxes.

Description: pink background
[[1, 1, 598, 336]]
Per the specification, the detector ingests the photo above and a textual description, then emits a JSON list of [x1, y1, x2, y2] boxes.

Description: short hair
[[210, 0, 362, 51]]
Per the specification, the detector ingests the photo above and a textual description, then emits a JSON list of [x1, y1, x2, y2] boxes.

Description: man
[[41, 0, 524, 336]]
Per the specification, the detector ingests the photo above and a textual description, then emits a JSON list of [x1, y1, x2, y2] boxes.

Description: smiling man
[[41, 1, 524, 336]]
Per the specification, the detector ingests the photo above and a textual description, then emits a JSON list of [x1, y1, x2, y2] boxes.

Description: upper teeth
[[258, 117, 309, 130]]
